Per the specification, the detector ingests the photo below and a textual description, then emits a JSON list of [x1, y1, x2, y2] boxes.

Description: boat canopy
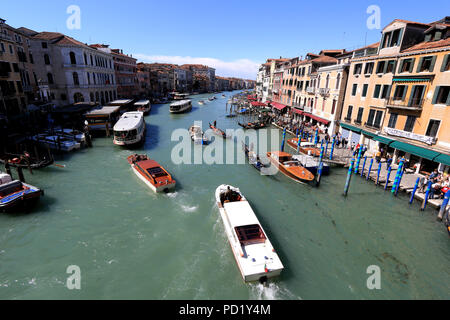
[[113, 112, 144, 131], [134, 100, 150, 106], [85, 106, 120, 117], [223, 201, 261, 228], [170, 100, 191, 107]]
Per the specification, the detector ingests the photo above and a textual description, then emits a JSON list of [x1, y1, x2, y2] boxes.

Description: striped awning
[[393, 76, 433, 82]]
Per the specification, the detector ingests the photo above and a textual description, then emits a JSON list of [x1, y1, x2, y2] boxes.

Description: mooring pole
[[395, 170, 404, 196], [343, 158, 355, 197], [329, 138, 336, 160], [361, 156, 368, 177], [375, 162, 382, 186], [421, 181, 433, 211], [438, 190, 450, 221], [354, 147, 363, 174], [281, 127, 287, 152], [409, 178, 420, 205], [391, 161, 404, 195], [366, 158, 374, 181], [384, 166, 392, 190], [17, 167, 25, 182], [316, 161, 324, 187]]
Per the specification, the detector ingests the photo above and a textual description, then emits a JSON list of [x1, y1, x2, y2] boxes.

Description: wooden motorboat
[[215, 184, 284, 283], [267, 151, 315, 184], [299, 146, 321, 157], [189, 125, 209, 145], [292, 154, 330, 176], [127, 154, 176, 193], [209, 123, 227, 139], [286, 138, 308, 150], [0, 172, 43, 212]]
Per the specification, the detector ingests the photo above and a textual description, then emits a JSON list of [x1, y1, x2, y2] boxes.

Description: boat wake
[[181, 205, 198, 213], [249, 282, 300, 300]]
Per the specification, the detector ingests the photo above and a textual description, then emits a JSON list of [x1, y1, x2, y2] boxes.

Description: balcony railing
[[318, 88, 330, 96], [306, 87, 315, 94], [0, 33, 12, 41], [386, 97, 424, 110], [303, 106, 312, 113]]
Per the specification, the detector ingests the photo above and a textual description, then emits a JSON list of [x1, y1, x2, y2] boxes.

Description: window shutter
[[432, 86, 440, 104], [429, 56, 437, 72], [446, 90, 450, 106], [397, 28, 404, 46], [402, 86, 408, 101], [440, 54, 449, 72], [380, 34, 385, 49], [409, 58, 416, 73], [408, 85, 417, 107], [416, 57, 424, 72], [386, 85, 392, 99], [397, 60, 404, 73], [383, 61, 388, 74]]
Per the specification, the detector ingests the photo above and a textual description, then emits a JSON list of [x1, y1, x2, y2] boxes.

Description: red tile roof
[[403, 37, 450, 52]]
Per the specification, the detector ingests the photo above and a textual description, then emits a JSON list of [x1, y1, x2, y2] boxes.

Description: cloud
[[133, 54, 258, 80]]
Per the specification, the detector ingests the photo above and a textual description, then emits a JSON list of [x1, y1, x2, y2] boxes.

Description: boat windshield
[[147, 167, 168, 178], [235, 225, 266, 245]]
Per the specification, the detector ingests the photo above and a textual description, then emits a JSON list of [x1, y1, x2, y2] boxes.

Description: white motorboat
[[134, 100, 151, 115], [189, 125, 208, 145], [113, 112, 146, 146], [198, 100, 205, 105], [215, 185, 284, 283], [170, 100, 192, 114], [32, 134, 81, 152]]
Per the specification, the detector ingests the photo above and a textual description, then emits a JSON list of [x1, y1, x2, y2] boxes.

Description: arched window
[[44, 54, 50, 65], [73, 93, 84, 103], [317, 76, 321, 88], [47, 73, 54, 84], [87, 72, 91, 85], [70, 52, 76, 65], [90, 92, 94, 102], [95, 92, 99, 102], [326, 75, 330, 89], [73, 72, 79, 86], [84, 53, 88, 65], [336, 74, 341, 89]]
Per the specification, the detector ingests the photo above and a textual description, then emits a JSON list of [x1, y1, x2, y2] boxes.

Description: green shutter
[[402, 86, 408, 101], [397, 28, 404, 46], [408, 85, 417, 106], [383, 61, 388, 74], [417, 57, 424, 72], [380, 34, 386, 49], [392, 61, 397, 74], [432, 86, 440, 104], [398, 60, 404, 73], [409, 58, 416, 73], [386, 85, 392, 99], [446, 90, 450, 106], [429, 56, 437, 72], [440, 54, 449, 72]]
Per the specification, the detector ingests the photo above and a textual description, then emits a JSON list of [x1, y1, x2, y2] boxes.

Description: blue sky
[[2, 0, 449, 79]]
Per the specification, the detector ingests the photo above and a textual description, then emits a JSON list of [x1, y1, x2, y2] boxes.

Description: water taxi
[[0, 172, 42, 213], [267, 151, 315, 184], [170, 100, 192, 114], [134, 100, 151, 115], [113, 112, 146, 147], [298, 142, 321, 157], [215, 184, 284, 283], [189, 125, 209, 145], [127, 154, 176, 193]]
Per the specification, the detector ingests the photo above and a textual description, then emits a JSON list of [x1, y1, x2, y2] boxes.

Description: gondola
[[0, 152, 54, 170], [242, 143, 265, 172], [209, 123, 227, 139]]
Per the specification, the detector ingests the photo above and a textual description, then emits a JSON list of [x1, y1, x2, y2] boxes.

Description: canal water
[[0, 91, 449, 300]]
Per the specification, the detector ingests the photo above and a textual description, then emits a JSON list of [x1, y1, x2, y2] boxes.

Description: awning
[[433, 153, 450, 166], [362, 130, 376, 138], [390, 141, 441, 161], [373, 135, 395, 145], [271, 102, 288, 111], [292, 109, 303, 115], [250, 101, 267, 107], [303, 113, 330, 125], [340, 122, 362, 133]]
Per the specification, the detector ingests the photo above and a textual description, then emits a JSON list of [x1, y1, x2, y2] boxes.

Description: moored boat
[[0, 172, 43, 212], [31, 134, 81, 152], [242, 143, 265, 172], [298, 142, 321, 157], [113, 112, 146, 147], [134, 100, 151, 115], [286, 137, 308, 150], [267, 151, 315, 184], [170, 100, 192, 114], [292, 154, 330, 176], [209, 123, 227, 139], [127, 154, 176, 193], [215, 184, 284, 283], [189, 125, 209, 145]]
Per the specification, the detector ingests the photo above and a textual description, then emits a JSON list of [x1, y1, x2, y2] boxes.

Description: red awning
[[304, 113, 331, 125], [247, 95, 257, 100], [271, 102, 288, 111], [293, 109, 303, 115], [251, 101, 267, 107]]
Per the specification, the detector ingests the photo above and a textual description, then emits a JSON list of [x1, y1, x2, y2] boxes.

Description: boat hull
[[131, 165, 176, 193], [267, 153, 315, 184], [0, 184, 42, 213]]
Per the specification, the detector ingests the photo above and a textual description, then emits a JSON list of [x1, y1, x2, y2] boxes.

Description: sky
[[2, 0, 449, 79]]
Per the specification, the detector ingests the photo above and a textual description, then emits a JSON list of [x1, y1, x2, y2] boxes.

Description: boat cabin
[[134, 100, 151, 114], [85, 106, 121, 132], [270, 151, 293, 163], [107, 99, 134, 113], [113, 112, 145, 145], [235, 225, 267, 246]]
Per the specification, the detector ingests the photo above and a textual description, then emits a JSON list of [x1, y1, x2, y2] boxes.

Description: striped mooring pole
[[343, 158, 355, 197], [438, 190, 450, 221], [421, 181, 433, 211], [384, 166, 392, 190], [316, 161, 324, 187], [391, 161, 404, 195], [325, 140, 329, 156], [409, 177, 420, 204], [395, 170, 405, 196], [366, 158, 374, 181], [360, 156, 368, 177], [281, 127, 287, 152], [354, 147, 363, 174], [314, 129, 319, 145], [297, 134, 302, 153], [375, 162, 382, 185], [309, 133, 313, 143], [319, 146, 324, 164], [329, 138, 336, 160]]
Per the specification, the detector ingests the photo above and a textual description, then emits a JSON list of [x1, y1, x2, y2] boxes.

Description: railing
[[318, 88, 330, 96], [385, 97, 424, 110], [306, 87, 315, 94], [0, 33, 12, 41]]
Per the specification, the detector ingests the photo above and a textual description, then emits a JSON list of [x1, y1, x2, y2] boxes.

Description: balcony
[[0, 33, 12, 41], [304, 106, 312, 113], [385, 97, 424, 111], [306, 87, 315, 94], [318, 88, 330, 96]]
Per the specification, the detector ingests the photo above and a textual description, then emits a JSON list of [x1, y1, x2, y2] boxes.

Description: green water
[[0, 91, 449, 300]]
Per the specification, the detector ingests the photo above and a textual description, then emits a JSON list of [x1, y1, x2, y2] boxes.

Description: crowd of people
[[420, 169, 450, 200]]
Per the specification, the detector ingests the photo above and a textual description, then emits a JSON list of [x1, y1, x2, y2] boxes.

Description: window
[[399, 58, 415, 73], [417, 56, 436, 72], [367, 110, 376, 125], [0, 43, 5, 52], [44, 54, 50, 65], [381, 85, 391, 99], [388, 113, 398, 128], [373, 84, 381, 98], [325, 75, 330, 88], [41, 42, 47, 49], [393, 85, 407, 101], [364, 62, 374, 75], [374, 111, 383, 128], [12, 63, 19, 72], [404, 116, 416, 132], [356, 107, 364, 124], [362, 84, 369, 97], [390, 29, 402, 46], [84, 53, 88, 65], [382, 32, 391, 48], [352, 84, 357, 96], [386, 60, 396, 73], [376, 61, 386, 74], [9, 45, 13, 54], [47, 73, 54, 84], [426, 120, 440, 138], [336, 74, 341, 89], [354, 64, 363, 75], [432, 86, 450, 105], [73, 72, 79, 86], [331, 100, 337, 115], [345, 105, 353, 120], [70, 52, 77, 65], [441, 54, 450, 72]]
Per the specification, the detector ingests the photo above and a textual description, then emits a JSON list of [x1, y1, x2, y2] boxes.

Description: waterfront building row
[[255, 16, 450, 175]]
